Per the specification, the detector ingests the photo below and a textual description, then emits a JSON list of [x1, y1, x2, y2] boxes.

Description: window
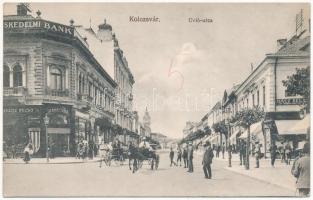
[[50, 68, 63, 90], [13, 64, 23, 87], [4, 65, 10, 87], [246, 98, 249, 108], [257, 90, 260, 106], [263, 86, 266, 106], [78, 74, 82, 93], [252, 94, 255, 106], [88, 82, 92, 96]]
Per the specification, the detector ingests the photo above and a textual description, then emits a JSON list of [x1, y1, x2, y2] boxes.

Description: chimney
[[97, 19, 113, 41], [277, 38, 287, 50], [250, 63, 254, 72]]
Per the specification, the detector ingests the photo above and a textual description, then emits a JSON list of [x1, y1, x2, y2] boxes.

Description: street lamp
[[44, 114, 49, 162]]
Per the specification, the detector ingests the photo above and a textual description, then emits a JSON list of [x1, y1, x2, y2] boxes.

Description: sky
[[3, 3, 310, 139]]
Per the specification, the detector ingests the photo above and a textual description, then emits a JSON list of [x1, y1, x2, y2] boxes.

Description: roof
[[4, 14, 35, 20], [273, 35, 310, 56]]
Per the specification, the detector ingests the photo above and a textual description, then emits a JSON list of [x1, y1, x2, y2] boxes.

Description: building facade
[[3, 4, 138, 157]]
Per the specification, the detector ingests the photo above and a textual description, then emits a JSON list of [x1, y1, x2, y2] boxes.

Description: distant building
[[143, 107, 151, 137]]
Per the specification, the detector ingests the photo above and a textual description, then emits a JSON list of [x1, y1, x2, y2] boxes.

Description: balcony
[[46, 89, 69, 97], [4, 87, 28, 96], [77, 93, 93, 103]]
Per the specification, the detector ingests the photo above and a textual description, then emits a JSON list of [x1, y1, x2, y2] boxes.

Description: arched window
[[13, 64, 23, 87], [50, 67, 63, 90], [3, 64, 10, 87]]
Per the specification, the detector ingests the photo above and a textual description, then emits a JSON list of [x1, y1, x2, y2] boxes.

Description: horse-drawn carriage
[[128, 144, 159, 173]]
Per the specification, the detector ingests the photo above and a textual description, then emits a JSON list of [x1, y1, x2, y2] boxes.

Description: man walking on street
[[170, 147, 176, 166], [216, 145, 220, 158], [187, 142, 194, 172], [291, 142, 310, 196], [177, 146, 182, 166], [255, 141, 261, 168], [183, 147, 188, 168], [202, 142, 214, 179], [239, 141, 245, 165], [270, 143, 277, 167]]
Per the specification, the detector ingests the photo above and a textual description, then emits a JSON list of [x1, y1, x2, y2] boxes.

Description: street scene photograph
[[2, 2, 311, 197]]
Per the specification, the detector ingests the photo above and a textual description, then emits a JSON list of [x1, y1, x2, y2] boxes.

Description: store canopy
[[239, 122, 263, 139], [275, 115, 310, 135], [229, 130, 240, 141]]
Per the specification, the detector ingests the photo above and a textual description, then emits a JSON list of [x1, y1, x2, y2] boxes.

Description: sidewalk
[[195, 150, 296, 191], [4, 156, 102, 164], [219, 153, 296, 191]]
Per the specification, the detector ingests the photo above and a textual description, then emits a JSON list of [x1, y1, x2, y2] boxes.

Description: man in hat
[[202, 141, 214, 179], [292, 142, 310, 196], [187, 141, 194, 172]]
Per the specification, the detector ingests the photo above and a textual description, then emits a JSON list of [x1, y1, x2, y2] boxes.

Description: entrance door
[[28, 128, 41, 154]]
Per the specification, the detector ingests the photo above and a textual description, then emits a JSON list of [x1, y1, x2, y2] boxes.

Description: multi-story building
[[3, 4, 118, 157], [75, 19, 136, 145]]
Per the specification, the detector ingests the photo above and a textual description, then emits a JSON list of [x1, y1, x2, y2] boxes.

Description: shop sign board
[[276, 98, 304, 105], [4, 19, 74, 38]]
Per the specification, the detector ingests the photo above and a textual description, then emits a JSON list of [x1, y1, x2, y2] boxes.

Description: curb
[[224, 166, 295, 191], [3, 158, 102, 165]]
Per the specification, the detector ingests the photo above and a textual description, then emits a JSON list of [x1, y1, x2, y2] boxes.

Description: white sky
[[3, 3, 310, 139]]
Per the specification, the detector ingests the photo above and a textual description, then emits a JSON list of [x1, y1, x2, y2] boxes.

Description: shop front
[[274, 114, 310, 149], [3, 103, 74, 157], [45, 104, 74, 157], [3, 104, 42, 157]]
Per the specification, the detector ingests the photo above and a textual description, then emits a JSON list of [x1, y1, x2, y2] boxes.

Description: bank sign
[[4, 19, 74, 37]]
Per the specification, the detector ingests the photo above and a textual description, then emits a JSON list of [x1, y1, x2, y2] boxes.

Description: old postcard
[[2, 2, 311, 197]]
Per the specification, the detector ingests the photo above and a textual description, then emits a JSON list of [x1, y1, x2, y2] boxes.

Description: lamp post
[[44, 114, 49, 162]]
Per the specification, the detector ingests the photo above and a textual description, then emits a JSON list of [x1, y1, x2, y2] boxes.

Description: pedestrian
[[239, 141, 244, 165], [177, 146, 182, 166], [202, 142, 214, 179], [222, 143, 226, 159], [23, 143, 33, 164], [169, 147, 176, 166], [255, 141, 261, 168], [285, 143, 292, 165], [216, 145, 220, 158], [269, 143, 277, 167], [187, 142, 194, 172], [88, 141, 94, 160], [291, 142, 310, 196], [280, 142, 286, 163], [183, 146, 188, 168]]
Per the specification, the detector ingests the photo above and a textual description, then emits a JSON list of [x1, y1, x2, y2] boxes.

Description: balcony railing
[[77, 93, 93, 103], [46, 88, 69, 97], [4, 87, 28, 96]]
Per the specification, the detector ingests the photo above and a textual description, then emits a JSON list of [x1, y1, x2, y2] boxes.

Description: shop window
[[50, 67, 63, 90], [13, 64, 23, 87], [3, 64, 10, 87]]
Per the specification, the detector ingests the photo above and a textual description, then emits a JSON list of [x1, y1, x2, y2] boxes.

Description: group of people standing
[[169, 141, 194, 172], [169, 141, 215, 179], [76, 140, 98, 160]]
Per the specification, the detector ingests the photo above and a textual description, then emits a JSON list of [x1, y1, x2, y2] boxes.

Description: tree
[[282, 66, 310, 111], [231, 106, 265, 170], [212, 120, 228, 145]]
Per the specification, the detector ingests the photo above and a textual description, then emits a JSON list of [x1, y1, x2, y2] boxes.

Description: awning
[[47, 128, 70, 134], [239, 122, 263, 139], [275, 115, 310, 135], [229, 130, 240, 141]]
